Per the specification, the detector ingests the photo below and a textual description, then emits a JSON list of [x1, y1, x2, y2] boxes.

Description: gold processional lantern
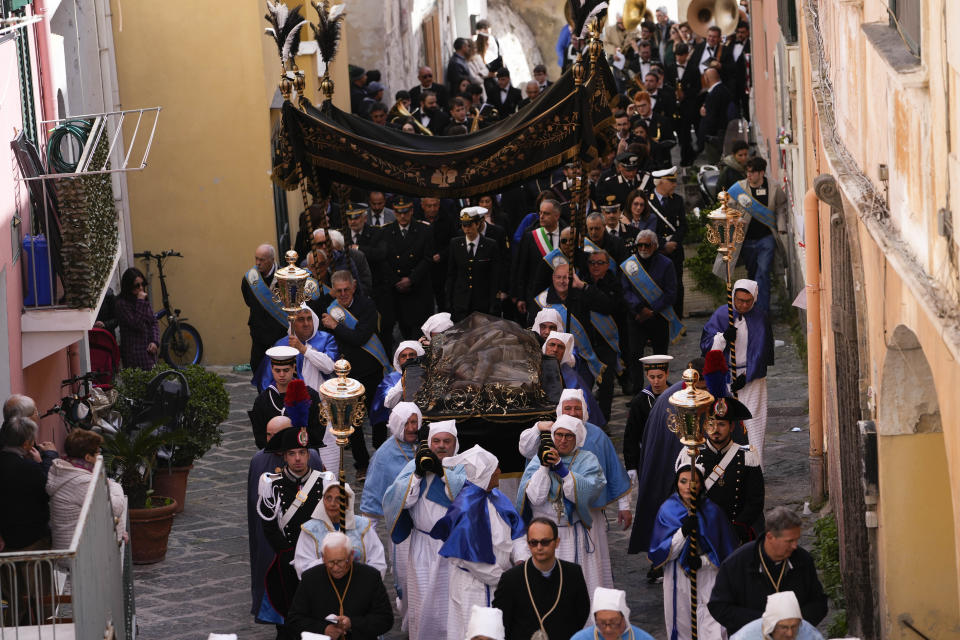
[[272, 250, 319, 323], [705, 191, 745, 279], [667, 368, 715, 457], [317, 360, 367, 521]]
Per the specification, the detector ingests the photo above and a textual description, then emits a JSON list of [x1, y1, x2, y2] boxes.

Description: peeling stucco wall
[[501, 0, 567, 81]]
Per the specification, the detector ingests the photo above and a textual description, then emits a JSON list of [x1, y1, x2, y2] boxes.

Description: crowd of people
[[238, 5, 825, 638]]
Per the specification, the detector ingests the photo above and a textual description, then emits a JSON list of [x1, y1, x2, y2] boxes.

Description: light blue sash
[[728, 180, 776, 232], [541, 247, 569, 270], [589, 311, 625, 374], [327, 300, 392, 373], [245, 268, 287, 328], [619, 256, 684, 343], [534, 290, 606, 382]]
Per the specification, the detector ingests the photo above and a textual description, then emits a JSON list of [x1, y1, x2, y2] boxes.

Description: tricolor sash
[[584, 237, 617, 272], [327, 300, 392, 374], [620, 255, 685, 343], [534, 290, 605, 382], [245, 268, 287, 328], [589, 311, 625, 375], [532, 227, 554, 257]]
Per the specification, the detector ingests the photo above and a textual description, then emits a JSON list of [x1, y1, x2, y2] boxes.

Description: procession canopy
[[271, 55, 620, 198], [403, 313, 563, 420]]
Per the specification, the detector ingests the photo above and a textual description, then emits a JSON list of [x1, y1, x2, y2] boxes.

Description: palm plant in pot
[[102, 423, 187, 564], [114, 363, 229, 513]]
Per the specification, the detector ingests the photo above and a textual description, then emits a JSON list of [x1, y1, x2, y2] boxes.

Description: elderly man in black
[[709, 506, 828, 635], [286, 531, 393, 640]]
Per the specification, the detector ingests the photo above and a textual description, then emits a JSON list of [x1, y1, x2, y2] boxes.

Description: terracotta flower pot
[[152, 464, 193, 513], [129, 497, 178, 564]]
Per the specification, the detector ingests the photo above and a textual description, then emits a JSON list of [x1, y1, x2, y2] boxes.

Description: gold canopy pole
[[705, 192, 745, 398], [317, 360, 366, 523]]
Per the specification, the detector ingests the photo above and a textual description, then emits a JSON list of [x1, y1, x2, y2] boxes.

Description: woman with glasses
[[115, 267, 160, 369]]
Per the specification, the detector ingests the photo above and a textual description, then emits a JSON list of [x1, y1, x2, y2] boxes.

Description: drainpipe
[[804, 187, 826, 504], [32, 0, 57, 123]]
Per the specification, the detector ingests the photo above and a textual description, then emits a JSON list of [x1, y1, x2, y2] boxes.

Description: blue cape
[[570, 626, 656, 640], [700, 304, 774, 382], [648, 492, 737, 574], [582, 422, 632, 508], [368, 371, 401, 425], [359, 436, 417, 518], [383, 459, 467, 544], [252, 332, 340, 392], [516, 449, 606, 528], [429, 482, 525, 564], [628, 379, 685, 553]]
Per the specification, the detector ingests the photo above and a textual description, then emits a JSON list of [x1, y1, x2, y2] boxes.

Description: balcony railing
[[0, 458, 133, 639]]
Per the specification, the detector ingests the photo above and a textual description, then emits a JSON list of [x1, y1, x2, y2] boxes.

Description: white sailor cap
[[459, 206, 488, 222], [640, 354, 674, 370], [651, 166, 679, 181], [265, 345, 299, 366]]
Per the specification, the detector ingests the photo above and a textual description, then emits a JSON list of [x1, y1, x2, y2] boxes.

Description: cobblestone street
[[132, 314, 815, 640]]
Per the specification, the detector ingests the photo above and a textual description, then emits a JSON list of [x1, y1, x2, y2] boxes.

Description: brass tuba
[[686, 0, 740, 37], [623, 0, 653, 31], [394, 102, 434, 136]]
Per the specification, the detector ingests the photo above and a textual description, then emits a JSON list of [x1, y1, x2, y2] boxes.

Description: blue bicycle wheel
[[160, 322, 203, 367]]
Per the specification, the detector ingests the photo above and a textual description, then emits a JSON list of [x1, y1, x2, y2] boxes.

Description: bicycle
[[134, 250, 204, 368]]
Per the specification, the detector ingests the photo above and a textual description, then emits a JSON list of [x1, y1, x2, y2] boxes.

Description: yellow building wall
[[876, 432, 960, 638], [110, 1, 349, 364]]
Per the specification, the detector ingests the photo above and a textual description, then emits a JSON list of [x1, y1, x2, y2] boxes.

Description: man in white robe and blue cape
[[253, 303, 339, 393], [516, 414, 608, 598], [358, 402, 421, 625], [570, 587, 657, 640], [382, 420, 467, 640], [368, 341, 424, 449], [517, 389, 633, 592], [428, 445, 526, 640]]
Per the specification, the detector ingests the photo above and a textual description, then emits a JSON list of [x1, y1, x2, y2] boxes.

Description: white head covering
[[551, 413, 586, 449], [734, 278, 759, 299], [392, 340, 425, 372], [428, 419, 460, 454], [387, 402, 421, 441], [762, 591, 803, 636], [590, 586, 630, 622], [555, 388, 589, 423], [532, 308, 563, 333], [421, 312, 453, 337], [300, 633, 331, 640], [442, 444, 499, 490], [542, 330, 576, 368], [464, 605, 505, 640], [309, 471, 356, 529], [296, 302, 320, 341]]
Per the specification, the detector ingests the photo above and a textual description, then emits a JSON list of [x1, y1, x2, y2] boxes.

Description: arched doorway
[[876, 324, 958, 638]]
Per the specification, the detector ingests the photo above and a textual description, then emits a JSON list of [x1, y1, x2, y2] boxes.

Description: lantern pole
[[667, 369, 714, 640], [706, 193, 745, 398], [317, 359, 366, 524]]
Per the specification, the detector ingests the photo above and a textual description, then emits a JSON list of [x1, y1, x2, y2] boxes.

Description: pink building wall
[[748, 0, 785, 185]]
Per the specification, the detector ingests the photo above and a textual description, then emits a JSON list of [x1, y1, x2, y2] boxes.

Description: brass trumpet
[[395, 102, 434, 136]]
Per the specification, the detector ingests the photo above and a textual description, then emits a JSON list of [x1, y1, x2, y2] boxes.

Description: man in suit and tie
[[693, 26, 725, 74], [409, 66, 448, 110], [411, 90, 451, 136], [698, 67, 734, 157], [533, 64, 552, 92], [446, 208, 499, 320], [727, 22, 751, 119], [446, 37, 472, 97], [382, 196, 436, 339], [643, 71, 677, 122], [489, 68, 522, 116], [366, 191, 395, 228], [667, 43, 702, 167], [511, 197, 563, 316]]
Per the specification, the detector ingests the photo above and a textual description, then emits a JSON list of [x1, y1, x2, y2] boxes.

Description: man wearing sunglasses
[[408, 66, 448, 113], [494, 517, 590, 640]]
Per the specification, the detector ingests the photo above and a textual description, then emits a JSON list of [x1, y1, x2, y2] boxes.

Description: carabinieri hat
[[345, 202, 368, 219], [265, 345, 298, 367], [392, 195, 414, 211], [600, 194, 621, 212], [615, 151, 640, 168]]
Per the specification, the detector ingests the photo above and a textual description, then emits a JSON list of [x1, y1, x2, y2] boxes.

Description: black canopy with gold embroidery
[[272, 55, 620, 198]]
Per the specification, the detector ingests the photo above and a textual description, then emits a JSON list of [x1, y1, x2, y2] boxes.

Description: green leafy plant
[[102, 423, 186, 509], [685, 205, 728, 304], [114, 363, 229, 467], [813, 513, 847, 637]]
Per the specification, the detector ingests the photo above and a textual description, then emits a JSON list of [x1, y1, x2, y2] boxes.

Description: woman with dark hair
[[115, 267, 160, 369], [650, 461, 737, 640], [474, 193, 509, 230], [625, 188, 657, 235]]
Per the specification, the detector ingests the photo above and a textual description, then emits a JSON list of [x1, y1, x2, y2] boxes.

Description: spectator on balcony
[[115, 267, 160, 370], [0, 416, 53, 552], [46, 429, 127, 548]]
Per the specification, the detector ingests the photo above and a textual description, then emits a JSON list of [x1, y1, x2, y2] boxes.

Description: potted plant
[[102, 423, 185, 564], [114, 363, 229, 513]]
